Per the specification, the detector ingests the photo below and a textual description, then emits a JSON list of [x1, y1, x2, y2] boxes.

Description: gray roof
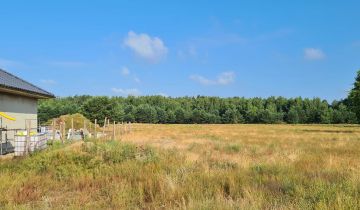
[[0, 69, 55, 98]]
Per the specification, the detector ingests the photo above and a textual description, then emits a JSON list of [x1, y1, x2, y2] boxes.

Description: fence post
[[52, 119, 56, 140], [25, 120, 31, 155], [113, 121, 116, 140], [103, 117, 107, 137], [0, 127, 2, 155], [59, 122, 63, 143], [60, 122, 64, 143], [89, 122, 92, 138], [94, 119, 97, 139], [71, 118, 74, 140], [117, 122, 120, 139], [63, 122, 66, 142]]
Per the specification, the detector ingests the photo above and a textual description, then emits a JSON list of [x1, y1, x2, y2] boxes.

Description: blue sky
[[0, 0, 359, 101]]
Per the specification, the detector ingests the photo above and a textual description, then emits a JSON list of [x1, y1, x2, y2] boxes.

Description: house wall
[[0, 93, 38, 142], [0, 92, 37, 155]]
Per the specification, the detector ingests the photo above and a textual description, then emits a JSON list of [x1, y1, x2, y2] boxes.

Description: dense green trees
[[135, 104, 158, 123], [38, 95, 358, 124], [222, 107, 244, 123], [38, 97, 82, 124], [81, 97, 124, 124], [348, 70, 360, 123]]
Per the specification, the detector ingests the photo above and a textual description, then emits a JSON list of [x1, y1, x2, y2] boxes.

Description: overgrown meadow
[[1, 124, 360, 209]]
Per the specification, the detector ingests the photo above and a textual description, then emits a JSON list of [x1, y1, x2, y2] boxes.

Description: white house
[[0, 69, 54, 138]]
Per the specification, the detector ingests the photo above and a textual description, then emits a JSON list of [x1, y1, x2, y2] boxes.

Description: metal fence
[[0, 117, 133, 156]]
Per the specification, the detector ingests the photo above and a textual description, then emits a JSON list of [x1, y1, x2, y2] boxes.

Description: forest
[[38, 71, 360, 125]]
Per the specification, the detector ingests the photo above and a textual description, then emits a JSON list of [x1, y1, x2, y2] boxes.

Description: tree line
[[38, 70, 360, 125], [38, 96, 357, 125]]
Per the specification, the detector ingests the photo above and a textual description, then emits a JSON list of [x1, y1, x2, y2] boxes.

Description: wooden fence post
[[94, 119, 97, 139], [52, 119, 56, 140], [59, 122, 62, 142], [120, 122, 122, 134], [107, 119, 109, 139], [89, 122, 92, 138], [117, 122, 120, 139], [63, 122, 66, 141], [113, 121, 116, 140], [60, 122, 64, 143], [71, 118, 74, 140], [103, 117, 107, 137], [25, 120, 31, 155]]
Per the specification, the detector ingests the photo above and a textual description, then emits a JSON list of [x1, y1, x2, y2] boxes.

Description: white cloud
[[111, 88, 141, 96], [40, 79, 57, 85], [217, 72, 236, 85], [190, 71, 235, 86], [134, 76, 141, 84], [304, 48, 326, 60], [190, 75, 215, 85], [121, 66, 130, 76], [124, 31, 168, 63]]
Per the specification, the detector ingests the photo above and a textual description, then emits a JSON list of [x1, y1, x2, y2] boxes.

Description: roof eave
[[0, 85, 55, 99]]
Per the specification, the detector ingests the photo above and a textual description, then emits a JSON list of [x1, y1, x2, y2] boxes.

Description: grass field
[[1, 124, 360, 209]]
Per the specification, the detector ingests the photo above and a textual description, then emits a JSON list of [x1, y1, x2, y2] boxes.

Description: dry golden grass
[[123, 124, 360, 169], [1, 124, 360, 209]]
